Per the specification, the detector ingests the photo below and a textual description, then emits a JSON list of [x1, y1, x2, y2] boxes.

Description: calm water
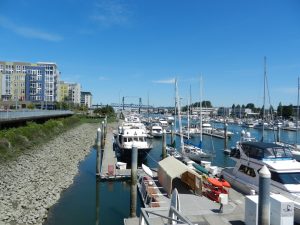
[[43, 121, 300, 225]]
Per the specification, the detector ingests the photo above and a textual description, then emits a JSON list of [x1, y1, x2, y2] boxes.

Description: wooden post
[[162, 129, 167, 159], [224, 122, 228, 150], [96, 128, 101, 176], [277, 125, 281, 142], [130, 143, 138, 217], [104, 116, 107, 140], [101, 121, 105, 148], [170, 122, 174, 146]]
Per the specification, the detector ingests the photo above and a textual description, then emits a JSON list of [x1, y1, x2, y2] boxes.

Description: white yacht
[[115, 125, 152, 160], [221, 140, 300, 223], [150, 123, 163, 138]]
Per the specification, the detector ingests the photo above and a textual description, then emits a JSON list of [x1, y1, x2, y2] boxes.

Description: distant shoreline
[[0, 123, 98, 225]]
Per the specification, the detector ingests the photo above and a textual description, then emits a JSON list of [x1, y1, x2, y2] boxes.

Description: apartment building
[[81, 91, 92, 108], [57, 81, 81, 105], [0, 61, 59, 102]]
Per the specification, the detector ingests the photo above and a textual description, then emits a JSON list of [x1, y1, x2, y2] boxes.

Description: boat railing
[[139, 206, 193, 225]]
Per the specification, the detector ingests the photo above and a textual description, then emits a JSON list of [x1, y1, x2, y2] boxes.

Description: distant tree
[[260, 105, 265, 118], [282, 104, 293, 119], [182, 105, 188, 112], [242, 104, 245, 109], [231, 104, 235, 110], [246, 103, 255, 109], [94, 105, 115, 117], [27, 103, 35, 109], [236, 104, 241, 109], [202, 101, 212, 108], [277, 102, 283, 117]]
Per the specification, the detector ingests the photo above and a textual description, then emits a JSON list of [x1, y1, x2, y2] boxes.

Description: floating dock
[[98, 123, 132, 181], [124, 187, 246, 225]]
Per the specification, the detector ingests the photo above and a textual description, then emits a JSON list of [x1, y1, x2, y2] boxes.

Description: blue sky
[[0, 0, 300, 108]]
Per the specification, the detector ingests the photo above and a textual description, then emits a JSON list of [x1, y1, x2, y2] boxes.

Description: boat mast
[[147, 92, 150, 122], [187, 85, 191, 141], [175, 79, 184, 152], [187, 97, 190, 140], [262, 57, 266, 142], [200, 76, 203, 148], [296, 76, 299, 145], [174, 79, 177, 134]]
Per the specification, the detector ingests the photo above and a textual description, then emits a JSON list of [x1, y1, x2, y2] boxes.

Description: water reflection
[[96, 180, 100, 225]]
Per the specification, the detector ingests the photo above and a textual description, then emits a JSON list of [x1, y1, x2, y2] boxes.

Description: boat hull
[[115, 144, 152, 162], [222, 167, 300, 224]]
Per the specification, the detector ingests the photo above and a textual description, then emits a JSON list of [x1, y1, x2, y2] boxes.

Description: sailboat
[[181, 77, 213, 162]]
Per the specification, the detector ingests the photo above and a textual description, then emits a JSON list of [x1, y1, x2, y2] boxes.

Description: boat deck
[[124, 186, 246, 225]]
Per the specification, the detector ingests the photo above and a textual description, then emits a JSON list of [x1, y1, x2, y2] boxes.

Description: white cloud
[[275, 87, 298, 94], [91, 0, 131, 27], [98, 76, 109, 80], [152, 79, 175, 84], [0, 16, 63, 42]]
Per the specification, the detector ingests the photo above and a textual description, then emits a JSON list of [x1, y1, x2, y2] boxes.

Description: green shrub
[[0, 116, 81, 162]]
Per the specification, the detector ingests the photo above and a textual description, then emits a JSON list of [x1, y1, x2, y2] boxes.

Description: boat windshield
[[271, 171, 300, 184], [242, 143, 293, 160], [264, 147, 293, 159]]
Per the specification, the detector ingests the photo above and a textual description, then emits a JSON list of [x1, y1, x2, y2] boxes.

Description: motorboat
[[150, 123, 163, 138], [183, 142, 214, 162], [166, 146, 183, 160], [114, 124, 152, 160], [221, 140, 300, 223], [159, 119, 168, 127], [241, 119, 256, 128], [182, 124, 200, 138]]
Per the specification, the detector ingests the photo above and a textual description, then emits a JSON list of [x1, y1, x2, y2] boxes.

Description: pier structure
[[0, 110, 73, 127], [98, 122, 131, 180]]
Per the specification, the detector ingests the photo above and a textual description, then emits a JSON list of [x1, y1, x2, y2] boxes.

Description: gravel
[[0, 123, 98, 225]]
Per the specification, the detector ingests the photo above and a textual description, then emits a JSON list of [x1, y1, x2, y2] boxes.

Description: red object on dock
[[108, 165, 115, 176], [203, 177, 231, 203]]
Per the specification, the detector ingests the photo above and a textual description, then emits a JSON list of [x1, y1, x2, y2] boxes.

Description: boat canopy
[[158, 156, 201, 196], [241, 142, 293, 160]]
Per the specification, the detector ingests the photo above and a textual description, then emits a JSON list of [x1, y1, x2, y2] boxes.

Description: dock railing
[[139, 206, 193, 225]]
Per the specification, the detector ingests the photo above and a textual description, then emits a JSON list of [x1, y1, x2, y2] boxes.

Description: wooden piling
[[96, 128, 101, 176], [101, 121, 105, 148], [130, 143, 138, 217], [162, 129, 167, 159], [224, 122, 228, 150], [170, 122, 174, 146]]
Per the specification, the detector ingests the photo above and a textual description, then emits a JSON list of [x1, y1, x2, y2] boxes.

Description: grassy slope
[[0, 115, 115, 162]]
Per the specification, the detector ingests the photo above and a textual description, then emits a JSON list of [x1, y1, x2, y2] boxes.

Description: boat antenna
[[296, 76, 299, 145], [261, 56, 266, 142]]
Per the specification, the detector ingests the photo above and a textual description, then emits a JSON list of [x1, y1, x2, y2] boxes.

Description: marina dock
[[124, 183, 246, 225], [98, 122, 132, 181]]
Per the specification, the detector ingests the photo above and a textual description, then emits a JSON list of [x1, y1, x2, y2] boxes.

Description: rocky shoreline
[[0, 123, 98, 225]]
